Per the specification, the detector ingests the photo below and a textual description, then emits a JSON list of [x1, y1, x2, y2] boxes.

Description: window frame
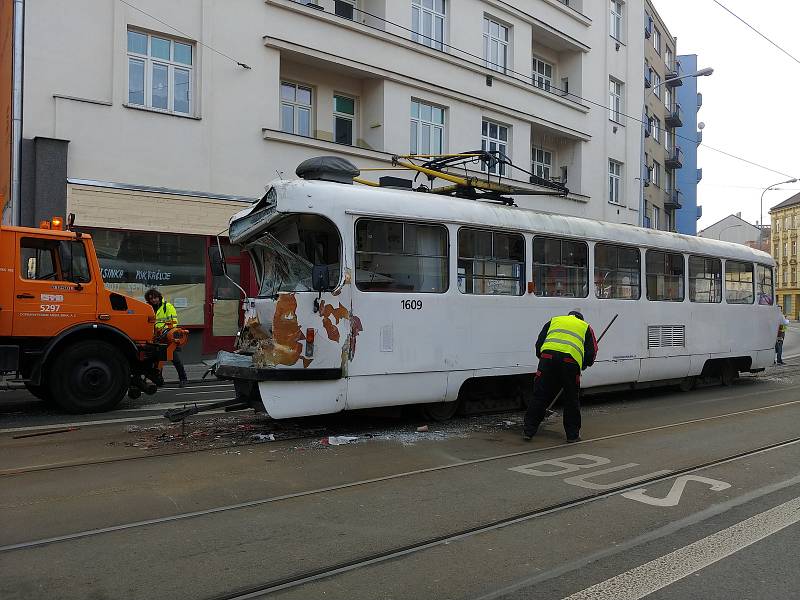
[[333, 93, 357, 146], [645, 249, 685, 302], [532, 56, 554, 92], [410, 99, 445, 155], [594, 242, 641, 300], [532, 147, 553, 181], [354, 218, 449, 294], [610, 0, 623, 41], [483, 16, 510, 74], [653, 27, 661, 54], [481, 119, 510, 176], [608, 159, 622, 205], [532, 236, 589, 298], [608, 78, 623, 122], [412, 0, 446, 51], [280, 81, 313, 137], [126, 29, 194, 116], [19, 237, 92, 284], [725, 259, 755, 305], [457, 227, 525, 296], [688, 254, 722, 304]]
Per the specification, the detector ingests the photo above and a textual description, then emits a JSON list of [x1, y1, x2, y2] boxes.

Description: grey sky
[[654, 0, 800, 230]]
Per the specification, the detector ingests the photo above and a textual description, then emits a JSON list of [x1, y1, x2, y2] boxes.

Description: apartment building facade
[[770, 195, 800, 318], [643, 0, 681, 232], [675, 53, 703, 236], [16, 0, 650, 357]]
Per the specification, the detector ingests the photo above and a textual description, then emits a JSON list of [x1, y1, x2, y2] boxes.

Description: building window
[[784, 242, 789, 256], [412, 0, 445, 51], [411, 100, 445, 155], [608, 78, 622, 122], [610, 0, 623, 40], [653, 27, 661, 54], [333, 94, 356, 145], [457, 228, 525, 295], [483, 17, 509, 73], [652, 72, 662, 98], [532, 57, 553, 91], [334, 0, 356, 20], [127, 30, 193, 115], [653, 206, 660, 229], [792, 267, 797, 285], [355, 219, 448, 293], [783, 270, 789, 286], [689, 256, 722, 303], [608, 159, 622, 204], [652, 161, 661, 188], [665, 129, 672, 152], [652, 117, 661, 143], [793, 240, 797, 256], [481, 120, 509, 175], [646, 250, 684, 301], [532, 237, 589, 298], [280, 82, 312, 137], [665, 49, 673, 71], [532, 148, 552, 180], [595, 243, 641, 300], [725, 260, 754, 304], [665, 87, 672, 111]]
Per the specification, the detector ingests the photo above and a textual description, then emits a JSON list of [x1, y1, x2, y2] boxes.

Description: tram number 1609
[[401, 299, 423, 310]]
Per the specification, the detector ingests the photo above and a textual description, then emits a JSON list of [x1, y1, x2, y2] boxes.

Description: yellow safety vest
[[154, 301, 179, 331], [541, 315, 589, 368]]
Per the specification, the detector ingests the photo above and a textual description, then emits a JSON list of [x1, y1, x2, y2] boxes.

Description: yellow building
[[770, 193, 800, 317]]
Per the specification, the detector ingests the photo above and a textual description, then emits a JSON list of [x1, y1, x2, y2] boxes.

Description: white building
[[17, 0, 647, 357], [698, 213, 762, 246]]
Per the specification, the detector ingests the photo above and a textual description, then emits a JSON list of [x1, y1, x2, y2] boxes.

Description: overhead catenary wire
[[117, 0, 251, 69], [323, 3, 797, 180], [711, 0, 800, 67]]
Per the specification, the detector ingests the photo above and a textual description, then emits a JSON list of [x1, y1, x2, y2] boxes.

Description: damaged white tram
[[216, 168, 779, 420]]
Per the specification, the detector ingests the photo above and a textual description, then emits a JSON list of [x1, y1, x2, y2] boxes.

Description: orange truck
[[0, 216, 187, 413]]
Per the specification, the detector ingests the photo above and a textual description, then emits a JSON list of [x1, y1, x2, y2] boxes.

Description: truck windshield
[[247, 215, 341, 296]]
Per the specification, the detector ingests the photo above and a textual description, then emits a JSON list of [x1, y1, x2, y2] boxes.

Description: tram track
[[4, 393, 800, 557], [2, 377, 798, 479], [207, 435, 800, 599]]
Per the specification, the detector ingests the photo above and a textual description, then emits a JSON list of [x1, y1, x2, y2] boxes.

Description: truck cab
[[0, 219, 184, 412]]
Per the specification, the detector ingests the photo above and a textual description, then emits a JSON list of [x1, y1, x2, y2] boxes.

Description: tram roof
[[233, 179, 774, 266]]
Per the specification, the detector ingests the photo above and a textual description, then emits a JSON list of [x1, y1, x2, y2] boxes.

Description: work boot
[[522, 433, 533, 442], [566, 436, 582, 443]]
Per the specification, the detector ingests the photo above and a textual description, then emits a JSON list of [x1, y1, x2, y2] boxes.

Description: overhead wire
[[327, 2, 797, 180], [711, 0, 800, 67], [117, 0, 251, 69]]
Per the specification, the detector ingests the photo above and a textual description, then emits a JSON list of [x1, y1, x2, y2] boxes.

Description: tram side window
[[595, 243, 641, 299], [457, 228, 524, 295], [646, 250, 684, 301], [532, 237, 588, 298], [355, 219, 448, 293], [725, 260, 754, 304], [688, 256, 722, 303], [756, 264, 774, 305]]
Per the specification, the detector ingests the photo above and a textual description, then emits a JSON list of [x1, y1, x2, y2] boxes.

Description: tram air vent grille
[[647, 325, 686, 348]]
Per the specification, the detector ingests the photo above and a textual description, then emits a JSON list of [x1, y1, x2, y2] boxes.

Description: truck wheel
[[49, 341, 130, 413], [420, 399, 461, 422], [720, 361, 737, 387], [24, 383, 53, 403]]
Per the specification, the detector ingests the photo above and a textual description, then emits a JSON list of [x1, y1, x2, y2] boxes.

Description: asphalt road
[[3, 355, 800, 599]]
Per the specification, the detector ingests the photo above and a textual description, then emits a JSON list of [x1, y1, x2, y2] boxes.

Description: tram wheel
[[420, 399, 461, 422]]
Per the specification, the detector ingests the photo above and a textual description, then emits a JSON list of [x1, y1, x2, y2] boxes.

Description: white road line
[[561, 496, 800, 600], [165, 383, 233, 391], [116, 399, 233, 412]]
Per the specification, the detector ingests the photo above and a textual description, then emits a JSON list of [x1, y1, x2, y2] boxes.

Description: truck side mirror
[[208, 246, 226, 277], [312, 264, 331, 292]]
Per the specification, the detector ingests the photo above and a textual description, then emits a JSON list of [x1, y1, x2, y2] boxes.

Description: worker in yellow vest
[[523, 311, 597, 443], [145, 288, 188, 387]]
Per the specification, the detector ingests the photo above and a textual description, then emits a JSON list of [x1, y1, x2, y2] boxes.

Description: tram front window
[[248, 215, 341, 296]]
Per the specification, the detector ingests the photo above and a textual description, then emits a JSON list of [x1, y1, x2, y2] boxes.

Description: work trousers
[[523, 351, 582, 439], [172, 347, 188, 382], [776, 338, 784, 364]]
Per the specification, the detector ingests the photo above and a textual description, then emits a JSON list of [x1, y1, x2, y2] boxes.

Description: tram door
[[203, 239, 251, 354]]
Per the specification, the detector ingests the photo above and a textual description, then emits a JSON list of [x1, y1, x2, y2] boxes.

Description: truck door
[[13, 235, 98, 338]]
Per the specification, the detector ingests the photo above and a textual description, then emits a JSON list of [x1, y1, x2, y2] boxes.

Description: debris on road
[[416, 425, 429, 433], [12, 426, 79, 439], [252, 433, 276, 442], [320, 435, 359, 446]]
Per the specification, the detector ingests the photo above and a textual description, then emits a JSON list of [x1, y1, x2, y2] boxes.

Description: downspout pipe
[[10, 0, 24, 226]]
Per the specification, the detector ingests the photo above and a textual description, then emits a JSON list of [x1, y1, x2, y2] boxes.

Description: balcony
[[665, 103, 683, 128], [664, 189, 682, 211], [665, 146, 683, 170], [666, 60, 682, 87]]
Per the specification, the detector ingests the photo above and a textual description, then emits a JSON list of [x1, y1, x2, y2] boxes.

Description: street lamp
[[717, 223, 743, 240], [640, 68, 714, 227], [761, 178, 798, 245]]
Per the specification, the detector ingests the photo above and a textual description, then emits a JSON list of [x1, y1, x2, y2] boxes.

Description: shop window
[[532, 237, 588, 298], [81, 228, 206, 325], [646, 250, 684, 301], [595, 243, 641, 299], [688, 256, 722, 303], [355, 219, 448, 292], [725, 260, 754, 304], [457, 228, 524, 295]]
